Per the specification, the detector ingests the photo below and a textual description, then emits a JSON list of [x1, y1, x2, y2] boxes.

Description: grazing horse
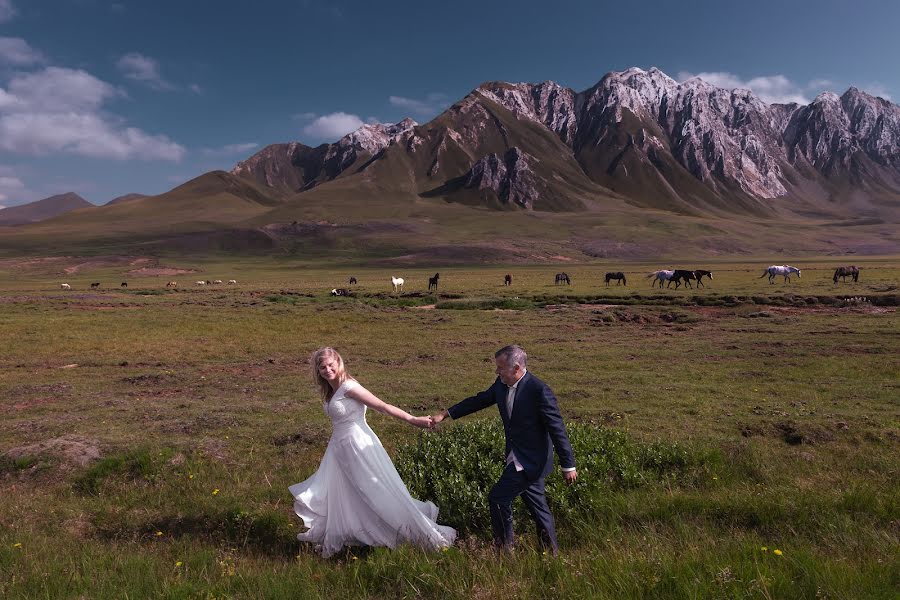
[[555, 272, 570, 285], [331, 288, 349, 296], [504, 274, 512, 286], [694, 270, 713, 288], [227, 279, 237, 284], [605, 272, 627, 286], [760, 265, 801, 284], [833, 265, 860, 283], [213, 279, 223, 285], [349, 277, 358, 285], [121, 282, 128, 288], [428, 272, 440, 291], [647, 270, 674, 288], [195, 280, 206, 286], [668, 269, 697, 289], [166, 281, 177, 287], [391, 276, 404, 293], [60, 283, 71, 290], [90, 282, 100, 289]]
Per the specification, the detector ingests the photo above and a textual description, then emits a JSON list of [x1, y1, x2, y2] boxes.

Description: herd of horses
[[56, 265, 863, 293]]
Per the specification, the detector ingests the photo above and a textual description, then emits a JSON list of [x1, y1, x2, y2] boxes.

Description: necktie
[[506, 385, 515, 418]]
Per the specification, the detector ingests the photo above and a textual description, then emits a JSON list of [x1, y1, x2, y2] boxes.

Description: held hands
[[409, 416, 434, 430], [563, 469, 578, 485], [409, 410, 448, 430]]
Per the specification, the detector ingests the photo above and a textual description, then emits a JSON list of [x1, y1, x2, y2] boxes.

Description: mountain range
[[1, 67, 898, 260], [233, 67, 900, 220]]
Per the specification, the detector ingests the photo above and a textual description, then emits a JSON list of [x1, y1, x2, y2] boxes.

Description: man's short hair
[[495, 345, 527, 368]]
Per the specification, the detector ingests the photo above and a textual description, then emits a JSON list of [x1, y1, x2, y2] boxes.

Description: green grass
[[0, 258, 898, 598]]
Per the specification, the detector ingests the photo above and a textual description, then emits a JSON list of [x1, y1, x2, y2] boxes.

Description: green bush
[[395, 421, 710, 536]]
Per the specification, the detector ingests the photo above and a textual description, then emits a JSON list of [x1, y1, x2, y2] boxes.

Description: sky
[[0, 0, 898, 208]]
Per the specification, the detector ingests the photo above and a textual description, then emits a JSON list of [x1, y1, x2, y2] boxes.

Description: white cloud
[[677, 71, 811, 104], [0, 174, 24, 202], [389, 93, 448, 117], [116, 53, 174, 91], [188, 83, 202, 94], [0, 66, 185, 161], [201, 142, 258, 156], [302, 112, 364, 140], [7, 67, 120, 113], [0, 37, 44, 66], [0, 0, 16, 23]]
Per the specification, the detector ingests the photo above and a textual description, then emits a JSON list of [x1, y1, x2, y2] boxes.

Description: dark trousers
[[488, 462, 558, 553]]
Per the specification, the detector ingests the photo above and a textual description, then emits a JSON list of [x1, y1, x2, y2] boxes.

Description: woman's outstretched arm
[[345, 385, 432, 429]]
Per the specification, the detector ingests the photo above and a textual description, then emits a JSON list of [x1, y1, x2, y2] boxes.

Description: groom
[[431, 345, 577, 555]]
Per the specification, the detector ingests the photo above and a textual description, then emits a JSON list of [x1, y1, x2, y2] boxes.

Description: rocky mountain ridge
[[232, 67, 900, 219]]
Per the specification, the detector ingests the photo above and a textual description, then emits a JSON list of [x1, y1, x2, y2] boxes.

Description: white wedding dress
[[289, 379, 456, 558]]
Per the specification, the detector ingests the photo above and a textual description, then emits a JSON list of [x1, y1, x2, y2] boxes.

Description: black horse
[[668, 270, 696, 289], [120, 282, 128, 288], [428, 272, 440, 291], [833, 265, 860, 283], [605, 272, 626, 286], [349, 277, 358, 285], [504, 274, 512, 286], [694, 270, 712, 288], [555, 272, 570, 285], [90, 282, 100, 289]]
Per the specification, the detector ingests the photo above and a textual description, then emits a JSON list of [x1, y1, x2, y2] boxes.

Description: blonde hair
[[311, 347, 350, 401]]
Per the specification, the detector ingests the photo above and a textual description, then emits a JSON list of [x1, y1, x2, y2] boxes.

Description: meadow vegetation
[[0, 257, 897, 598]]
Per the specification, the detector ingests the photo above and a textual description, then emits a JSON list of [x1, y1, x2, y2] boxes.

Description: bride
[[289, 347, 456, 558]]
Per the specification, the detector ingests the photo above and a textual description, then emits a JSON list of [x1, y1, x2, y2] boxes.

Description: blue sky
[[0, 0, 898, 207]]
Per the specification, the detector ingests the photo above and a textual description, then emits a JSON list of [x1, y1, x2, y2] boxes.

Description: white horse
[[60, 283, 71, 290], [227, 279, 237, 285], [646, 269, 675, 289], [195, 280, 206, 286], [760, 265, 801, 284], [391, 276, 404, 293]]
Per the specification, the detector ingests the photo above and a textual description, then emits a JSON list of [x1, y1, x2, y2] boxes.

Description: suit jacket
[[448, 372, 575, 481]]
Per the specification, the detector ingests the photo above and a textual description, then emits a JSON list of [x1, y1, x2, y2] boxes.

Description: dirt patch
[[63, 256, 143, 274], [5, 435, 102, 468], [126, 267, 198, 276]]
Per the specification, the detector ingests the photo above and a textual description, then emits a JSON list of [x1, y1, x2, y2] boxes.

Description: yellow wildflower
[[175, 561, 183, 567], [13, 542, 22, 548], [761, 546, 768, 552], [351, 556, 358, 561], [212, 488, 219, 495], [188, 474, 194, 480], [774, 549, 783, 556], [155, 531, 163, 537]]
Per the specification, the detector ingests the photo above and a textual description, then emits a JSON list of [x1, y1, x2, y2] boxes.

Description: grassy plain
[[0, 257, 898, 599]]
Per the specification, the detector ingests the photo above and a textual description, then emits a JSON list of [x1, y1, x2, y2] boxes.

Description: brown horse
[[504, 274, 512, 286], [833, 265, 860, 283], [694, 270, 713, 287], [428, 272, 440, 291], [555, 272, 570, 285]]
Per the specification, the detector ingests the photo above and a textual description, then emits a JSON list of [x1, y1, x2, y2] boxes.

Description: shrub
[[395, 421, 709, 536]]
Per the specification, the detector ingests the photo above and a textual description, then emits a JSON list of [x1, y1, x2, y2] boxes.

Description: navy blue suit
[[448, 371, 575, 552]]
